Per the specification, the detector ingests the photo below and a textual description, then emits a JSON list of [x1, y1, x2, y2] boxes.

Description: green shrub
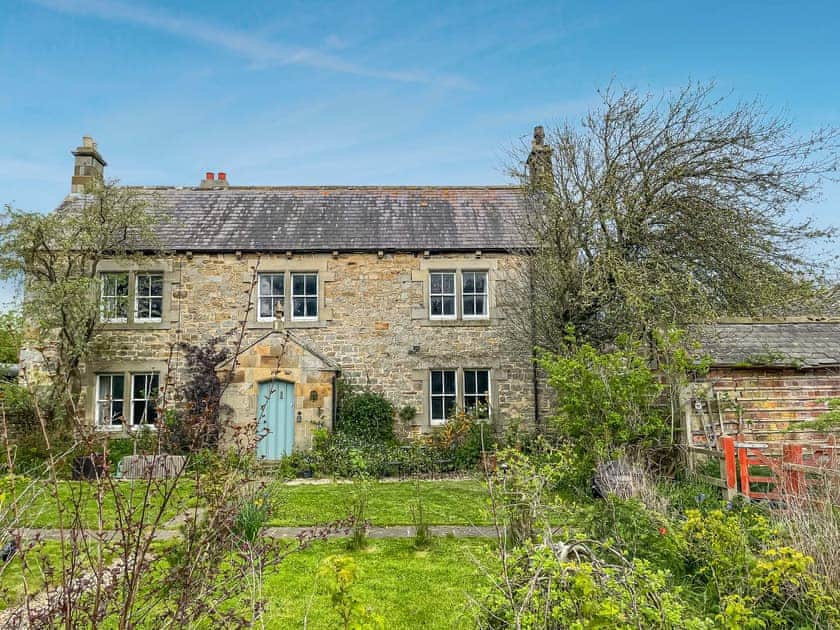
[[571, 497, 686, 578], [311, 430, 438, 478], [427, 410, 495, 470], [477, 541, 711, 629], [335, 380, 395, 443], [680, 508, 840, 627], [538, 339, 667, 487]]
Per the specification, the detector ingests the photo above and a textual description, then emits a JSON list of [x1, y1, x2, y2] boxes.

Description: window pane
[[464, 370, 476, 395], [444, 370, 456, 393], [443, 395, 456, 418], [150, 298, 162, 318], [305, 297, 318, 316], [259, 275, 272, 294], [477, 370, 489, 394], [137, 274, 149, 293], [133, 376, 145, 399], [115, 274, 128, 294], [430, 274, 441, 293], [463, 296, 475, 316], [293, 298, 305, 317], [442, 296, 455, 316], [442, 274, 454, 293], [431, 398, 443, 421], [272, 275, 284, 295], [431, 370, 442, 393], [305, 274, 317, 295], [463, 273, 474, 293], [133, 401, 147, 425], [112, 374, 124, 399], [150, 275, 163, 294], [430, 297, 442, 316], [112, 401, 124, 424], [259, 298, 273, 318], [476, 296, 486, 316], [474, 273, 486, 293], [293, 274, 305, 294]]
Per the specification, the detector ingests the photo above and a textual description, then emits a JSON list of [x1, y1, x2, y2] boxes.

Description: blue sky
[[1, 0, 839, 305]]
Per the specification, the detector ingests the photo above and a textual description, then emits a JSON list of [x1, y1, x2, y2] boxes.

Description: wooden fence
[[688, 436, 839, 501]]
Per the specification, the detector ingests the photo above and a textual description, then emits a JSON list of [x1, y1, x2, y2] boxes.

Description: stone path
[[17, 523, 497, 542]]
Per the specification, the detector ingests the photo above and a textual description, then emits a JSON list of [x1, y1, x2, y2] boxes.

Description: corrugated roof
[[58, 186, 530, 252], [698, 321, 840, 368]]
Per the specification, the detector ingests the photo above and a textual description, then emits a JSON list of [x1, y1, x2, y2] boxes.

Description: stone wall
[[32, 250, 537, 442]]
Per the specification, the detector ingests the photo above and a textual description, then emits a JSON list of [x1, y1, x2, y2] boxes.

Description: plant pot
[[72, 454, 106, 480]]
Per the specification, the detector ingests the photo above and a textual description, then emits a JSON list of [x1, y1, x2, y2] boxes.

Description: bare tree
[[513, 81, 839, 350]]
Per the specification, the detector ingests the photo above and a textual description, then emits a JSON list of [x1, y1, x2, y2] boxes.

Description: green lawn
[[260, 538, 492, 629], [3, 478, 195, 529], [271, 479, 492, 526]]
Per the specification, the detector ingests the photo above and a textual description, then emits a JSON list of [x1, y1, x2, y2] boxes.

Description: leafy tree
[[516, 82, 838, 349], [0, 180, 161, 422]]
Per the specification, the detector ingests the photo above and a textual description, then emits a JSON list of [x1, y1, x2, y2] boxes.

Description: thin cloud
[[31, 0, 469, 87]]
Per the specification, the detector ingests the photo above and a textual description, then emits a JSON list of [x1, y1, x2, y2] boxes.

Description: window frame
[[463, 368, 491, 418], [130, 372, 160, 426], [429, 369, 458, 425], [99, 268, 167, 326], [100, 272, 129, 324], [133, 272, 164, 323], [257, 272, 286, 322], [428, 271, 458, 320], [461, 271, 489, 320], [290, 272, 319, 322], [96, 373, 126, 428]]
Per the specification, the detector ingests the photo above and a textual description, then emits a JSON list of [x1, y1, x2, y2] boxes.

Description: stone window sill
[[99, 322, 172, 331], [419, 319, 494, 328], [247, 321, 329, 330]]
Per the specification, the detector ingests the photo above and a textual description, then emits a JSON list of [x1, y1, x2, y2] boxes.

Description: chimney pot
[[205, 171, 215, 180], [217, 172, 227, 181]]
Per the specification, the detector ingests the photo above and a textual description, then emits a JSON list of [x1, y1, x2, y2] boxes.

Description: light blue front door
[[257, 381, 295, 460]]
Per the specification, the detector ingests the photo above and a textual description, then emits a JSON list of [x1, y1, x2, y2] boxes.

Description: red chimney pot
[[205, 171, 215, 180], [218, 172, 227, 181]]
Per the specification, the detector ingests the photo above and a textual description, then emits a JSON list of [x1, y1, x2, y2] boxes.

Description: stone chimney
[[199, 171, 230, 189], [71, 136, 107, 193], [526, 125, 554, 190]]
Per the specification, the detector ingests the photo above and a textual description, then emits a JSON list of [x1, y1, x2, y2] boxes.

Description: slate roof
[[698, 321, 840, 368], [60, 186, 530, 252]]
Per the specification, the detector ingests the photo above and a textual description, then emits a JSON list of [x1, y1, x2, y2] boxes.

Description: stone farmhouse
[[27, 136, 548, 458]]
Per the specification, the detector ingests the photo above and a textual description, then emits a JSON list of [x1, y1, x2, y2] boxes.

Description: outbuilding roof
[[59, 186, 530, 252], [698, 321, 840, 368]]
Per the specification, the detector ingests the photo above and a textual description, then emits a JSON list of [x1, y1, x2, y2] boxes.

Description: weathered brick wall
[[29, 251, 537, 434], [686, 367, 840, 450]]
